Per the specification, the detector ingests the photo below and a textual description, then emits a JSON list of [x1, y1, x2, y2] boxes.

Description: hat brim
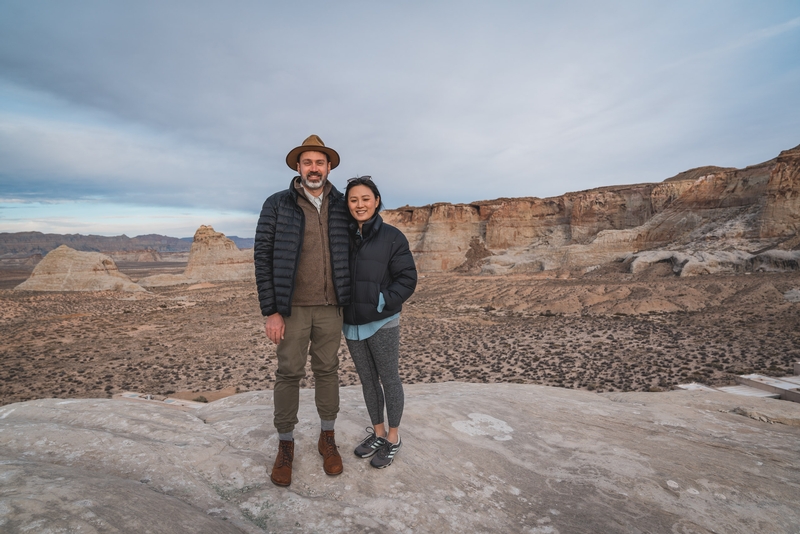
[[285, 146, 340, 171]]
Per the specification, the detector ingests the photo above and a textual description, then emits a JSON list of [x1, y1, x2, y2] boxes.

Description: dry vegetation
[[1, 263, 799, 406]]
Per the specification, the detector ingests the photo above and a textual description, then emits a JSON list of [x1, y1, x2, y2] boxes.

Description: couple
[[254, 135, 417, 486]]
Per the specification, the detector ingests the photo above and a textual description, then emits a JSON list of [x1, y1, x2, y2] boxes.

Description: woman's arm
[[381, 230, 417, 310]]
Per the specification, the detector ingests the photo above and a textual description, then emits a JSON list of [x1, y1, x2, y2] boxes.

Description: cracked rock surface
[[1, 383, 799, 533]]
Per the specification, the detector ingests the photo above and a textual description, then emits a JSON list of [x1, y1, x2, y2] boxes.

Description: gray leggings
[[346, 326, 404, 428]]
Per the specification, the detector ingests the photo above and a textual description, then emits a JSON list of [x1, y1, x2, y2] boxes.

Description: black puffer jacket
[[343, 213, 417, 326], [254, 177, 351, 317]]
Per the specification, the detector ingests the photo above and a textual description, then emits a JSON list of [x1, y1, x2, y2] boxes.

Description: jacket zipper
[[286, 195, 305, 312], [319, 207, 329, 304]]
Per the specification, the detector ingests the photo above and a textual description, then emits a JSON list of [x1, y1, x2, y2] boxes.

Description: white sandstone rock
[[14, 245, 145, 292]]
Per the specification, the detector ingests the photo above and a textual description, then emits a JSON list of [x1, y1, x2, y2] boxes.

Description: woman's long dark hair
[[345, 176, 384, 213]]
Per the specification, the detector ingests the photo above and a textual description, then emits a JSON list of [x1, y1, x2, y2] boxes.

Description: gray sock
[[278, 431, 293, 442], [320, 419, 335, 432]]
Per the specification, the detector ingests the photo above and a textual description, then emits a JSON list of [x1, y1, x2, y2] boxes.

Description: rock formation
[[13, 245, 144, 292], [384, 144, 800, 276], [184, 225, 254, 281], [629, 249, 800, 277], [1, 383, 798, 533], [138, 225, 253, 287]]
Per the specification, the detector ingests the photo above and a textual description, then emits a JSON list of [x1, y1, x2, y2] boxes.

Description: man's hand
[[265, 313, 285, 344]]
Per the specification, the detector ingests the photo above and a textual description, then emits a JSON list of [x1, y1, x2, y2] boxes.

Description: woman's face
[[348, 184, 379, 226]]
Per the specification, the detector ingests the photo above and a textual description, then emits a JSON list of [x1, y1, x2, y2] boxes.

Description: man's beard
[[301, 172, 326, 190]]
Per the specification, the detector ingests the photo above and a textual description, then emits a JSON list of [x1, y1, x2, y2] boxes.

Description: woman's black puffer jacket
[[343, 213, 417, 326]]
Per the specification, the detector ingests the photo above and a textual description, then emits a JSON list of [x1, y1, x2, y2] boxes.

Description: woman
[[343, 176, 417, 469]]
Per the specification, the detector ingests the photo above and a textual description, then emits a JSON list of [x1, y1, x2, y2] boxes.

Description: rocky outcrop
[[14, 227, 253, 291], [14, 245, 144, 292], [184, 225, 254, 281], [1, 383, 798, 533], [628, 249, 800, 277], [384, 144, 800, 276], [138, 226, 253, 286]]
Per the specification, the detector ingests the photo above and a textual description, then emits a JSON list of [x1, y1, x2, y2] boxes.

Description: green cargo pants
[[273, 305, 342, 433]]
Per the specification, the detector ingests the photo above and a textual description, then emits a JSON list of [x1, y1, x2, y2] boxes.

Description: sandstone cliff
[[14, 245, 144, 292], [383, 144, 800, 276]]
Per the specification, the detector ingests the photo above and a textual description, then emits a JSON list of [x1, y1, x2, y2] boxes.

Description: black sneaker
[[370, 437, 401, 468], [354, 427, 387, 458]]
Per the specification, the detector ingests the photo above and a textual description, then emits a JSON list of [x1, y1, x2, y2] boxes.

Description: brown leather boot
[[270, 439, 294, 486], [318, 430, 343, 476]]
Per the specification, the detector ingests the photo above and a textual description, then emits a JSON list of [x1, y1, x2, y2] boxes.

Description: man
[[254, 134, 351, 486]]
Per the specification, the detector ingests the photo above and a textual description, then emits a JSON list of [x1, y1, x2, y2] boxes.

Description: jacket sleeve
[[254, 196, 279, 316], [381, 230, 417, 311], [327, 190, 352, 306]]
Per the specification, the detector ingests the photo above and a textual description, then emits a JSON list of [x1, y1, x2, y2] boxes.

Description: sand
[[1, 262, 799, 406]]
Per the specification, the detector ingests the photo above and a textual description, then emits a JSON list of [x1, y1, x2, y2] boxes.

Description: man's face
[[297, 151, 330, 191]]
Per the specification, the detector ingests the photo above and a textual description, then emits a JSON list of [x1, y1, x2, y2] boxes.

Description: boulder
[[1, 383, 798, 533], [14, 245, 144, 292]]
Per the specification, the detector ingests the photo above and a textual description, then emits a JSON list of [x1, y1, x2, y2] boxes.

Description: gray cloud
[[1, 0, 799, 235]]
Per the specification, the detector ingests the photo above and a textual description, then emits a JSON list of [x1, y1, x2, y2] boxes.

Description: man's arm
[[255, 198, 287, 344], [254, 196, 279, 317]]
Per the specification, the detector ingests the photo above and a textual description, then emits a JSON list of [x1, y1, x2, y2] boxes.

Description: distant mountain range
[[0, 232, 254, 257]]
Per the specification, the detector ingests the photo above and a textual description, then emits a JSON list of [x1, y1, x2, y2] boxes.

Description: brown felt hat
[[285, 134, 340, 170]]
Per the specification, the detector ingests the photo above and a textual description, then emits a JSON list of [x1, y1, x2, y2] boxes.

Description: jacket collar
[[357, 213, 383, 239]]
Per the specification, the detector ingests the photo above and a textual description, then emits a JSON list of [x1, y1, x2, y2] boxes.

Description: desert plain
[[2, 261, 799, 407]]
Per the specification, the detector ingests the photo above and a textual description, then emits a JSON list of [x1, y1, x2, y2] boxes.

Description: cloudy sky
[[1, 1, 799, 238]]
